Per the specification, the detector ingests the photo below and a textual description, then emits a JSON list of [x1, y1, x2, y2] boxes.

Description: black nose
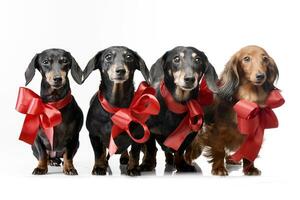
[[256, 73, 266, 81], [184, 76, 195, 84], [53, 76, 62, 83], [115, 68, 126, 76]]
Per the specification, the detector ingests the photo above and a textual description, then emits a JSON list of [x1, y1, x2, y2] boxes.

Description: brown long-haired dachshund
[[185, 45, 279, 175]]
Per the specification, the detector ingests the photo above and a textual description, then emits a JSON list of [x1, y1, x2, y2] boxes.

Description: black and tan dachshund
[[83, 46, 151, 176], [138, 46, 219, 172], [25, 48, 84, 175]]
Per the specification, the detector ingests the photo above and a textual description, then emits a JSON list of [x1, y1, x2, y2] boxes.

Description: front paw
[[32, 167, 48, 175], [176, 163, 196, 172], [139, 162, 156, 172], [92, 166, 107, 175], [63, 167, 78, 175], [127, 167, 141, 176], [211, 166, 228, 176], [244, 166, 261, 176]]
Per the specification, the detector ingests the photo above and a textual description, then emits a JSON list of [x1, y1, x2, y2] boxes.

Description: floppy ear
[[203, 60, 219, 93], [218, 55, 240, 100], [264, 56, 279, 91], [82, 51, 104, 83], [25, 54, 38, 86], [134, 52, 150, 83], [149, 52, 168, 85], [69, 53, 83, 84], [267, 56, 279, 85]]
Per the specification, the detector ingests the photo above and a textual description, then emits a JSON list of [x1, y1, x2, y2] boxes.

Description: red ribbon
[[15, 87, 72, 149], [98, 81, 160, 155], [230, 89, 285, 162], [161, 78, 214, 151]]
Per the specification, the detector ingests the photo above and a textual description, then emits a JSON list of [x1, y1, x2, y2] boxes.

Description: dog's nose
[[53, 76, 62, 83], [115, 68, 126, 76], [184, 76, 195, 84], [256, 73, 266, 81]]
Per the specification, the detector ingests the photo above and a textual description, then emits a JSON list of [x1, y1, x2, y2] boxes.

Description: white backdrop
[[0, 0, 299, 199]]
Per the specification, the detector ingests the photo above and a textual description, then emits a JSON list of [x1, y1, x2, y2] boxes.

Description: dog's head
[[25, 49, 83, 89], [82, 46, 149, 84], [219, 45, 279, 100], [152, 46, 218, 102]]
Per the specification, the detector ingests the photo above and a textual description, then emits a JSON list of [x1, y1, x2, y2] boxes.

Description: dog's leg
[[175, 151, 196, 172], [32, 137, 48, 175], [139, 135, 157, 172], [165, 152, 174, 165], [90, 134, 107, 175], [63, 133, 79, 175], [243, 159, 261, 175], [119, 151, 129, 165], [127, 143, 141, 176], [210, 147, 228, 176]]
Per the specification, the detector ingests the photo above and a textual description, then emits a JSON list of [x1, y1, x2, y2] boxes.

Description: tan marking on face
[[179, 52, 184, 58], [174, 86, 191, 102], [107, 64, 129, 83], [173, 70, 199, 90], [192, 53, 197, 58], [45, 70, 67, 88]]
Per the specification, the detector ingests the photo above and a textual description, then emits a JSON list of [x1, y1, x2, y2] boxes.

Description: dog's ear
[[82, 51, 104, 83], [69, 53, 83, 84], [218, 54, 240, 100], [25, 54, 38, 86], [149, 52, 168, 84], [134, 52, 150, 83], [267, 56, 279, 85], [264, 56, 279, 91], [204, 60, 219, 93]]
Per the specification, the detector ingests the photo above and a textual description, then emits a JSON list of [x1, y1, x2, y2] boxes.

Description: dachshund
[[25, 48, 84, 175], [138, 46, 219, 172], [185, 45, 279, 175], [82, 46, 151, 176]]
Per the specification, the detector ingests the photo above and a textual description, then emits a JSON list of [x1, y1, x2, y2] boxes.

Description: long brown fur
[[185, 45, 279, 175]]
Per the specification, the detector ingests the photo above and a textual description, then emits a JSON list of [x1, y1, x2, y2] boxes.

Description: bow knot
[[98, 81, 160, 155], [230, 89, 285, 162], [16, 87, 72, 148]]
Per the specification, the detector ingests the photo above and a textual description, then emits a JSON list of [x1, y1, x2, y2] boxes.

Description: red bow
[[230, 89, 285, 162], [15, 87, 72, 149], [161, 78, 213, 151], [98, 81, 160, 155]]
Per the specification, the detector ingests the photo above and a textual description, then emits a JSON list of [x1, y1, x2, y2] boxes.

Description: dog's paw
[[176, 163, 196, 172], [139, 162, 156, 172], [211, 166, 228, 176], [244, 167, 261, 176], [32, 167, 48, 175], [92, 166, 107, 175], [127, 167, 141, 176], [63, 167, 78, 175], [119, 156, 129, 165]]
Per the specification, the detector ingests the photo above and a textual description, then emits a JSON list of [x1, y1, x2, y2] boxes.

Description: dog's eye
[[105, 54, 112, 62], [173, 56, 180, 63], [262, 56, 269, 63], [62, 58, 68, 64], [194, 57, 201, 64], [125, 55, 133, 62], [243, 56, 251, 62], [42, 59, 49, 64]]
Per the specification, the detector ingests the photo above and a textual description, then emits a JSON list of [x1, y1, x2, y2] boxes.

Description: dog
[[23, 48, 84, 175], [83, 46, 153, 176], [185, 45, 280, 175], [137, 46, 219, 172]]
